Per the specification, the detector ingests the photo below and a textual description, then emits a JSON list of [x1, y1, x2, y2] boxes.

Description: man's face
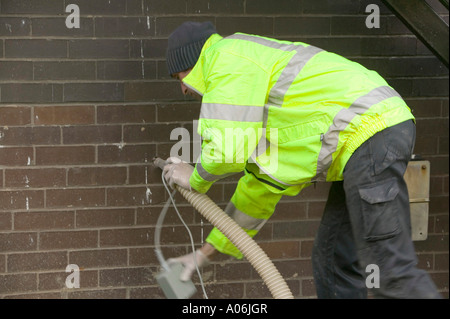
[[173, 68, 202, 101]]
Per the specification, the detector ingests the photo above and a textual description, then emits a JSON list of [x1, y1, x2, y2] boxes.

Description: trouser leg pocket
[[358, 177, 400, 242]]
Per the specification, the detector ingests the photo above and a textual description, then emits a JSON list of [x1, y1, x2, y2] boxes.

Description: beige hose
[[154, 157, 294, 299]]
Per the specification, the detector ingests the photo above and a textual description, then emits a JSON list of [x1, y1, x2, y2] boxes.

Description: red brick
[[39, 270, 98, 291], [63, 125, 122, 144], [97, 104, 156, 124], [68, 167, 126, 186], [272, 259, 313, 278], [130, 39, 167, 59], [95, 17, 153, 37], [0, 255, 5, 272], [158, 225, 204, 245], [68, 288, 126, 299], [0, 106, 31, 125], [272, 202, 308, 221], [301, 279, 317, 297], [35, 146, 95, 165], [14, 211, 74, 231], [244, 281, 271, 298], [0, 17, 31, 37], [297, 182, 331, 201], [5, 39, 67, 58], [129, 246, 186, 266], [99, 267, 155, 287], [435, 253, 449, 271], [0, 190, 45, 210], [0, 232, 37, 252], [46, 188, 105, 208], [416, 118, 449, 137], [414, 234, 449, 252], [0, 126, 60, 146], [39, 230, 98, 250], [273, 220, 320, 240], [259, 240, 300, 259], [129, 286, 166, 299], [7, 251, 67, 272], [98, 144, 156, 164], [34, 61, 95, 80], [156, 103, 201, 122], [69, 39, 129, 59], [429, 196, 449, 214], [128, 164, 161, 185], [217, 16, 274, 36], [5, 168, 66, 188], [429, 272, 449, 291], [1, 0, 64, 14], [34, 106, 95, 125], [300, 240, 314, 258], [106, 186, 158, 207], [0, 147, 34, 166], [124, 82, 180, 101], [136, 205, 195, 226], [215, 262, 252, 282], [246, 0, 300, 14], [201, 283, 244, 299], [3, 292, 61, 299], [66, 0, 126, 15], [0, 274, 36, 294], [75, 208, 134, 228], [69, 249, 127, 268], [123, 123, 180, 144], [100, 228, 153, 247], [0, 212, 12, 231], [308, 201, 327, 219], [64, 83, 124, 102], [435, 214, 449, 234]]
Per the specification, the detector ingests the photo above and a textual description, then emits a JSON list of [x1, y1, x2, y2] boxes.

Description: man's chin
[[190, 93, 202, 101]]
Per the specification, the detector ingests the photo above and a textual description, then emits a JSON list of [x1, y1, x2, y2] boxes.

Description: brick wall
[[0, 0, 448, 299]]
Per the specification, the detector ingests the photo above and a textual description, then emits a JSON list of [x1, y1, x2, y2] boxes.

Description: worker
[[162, 21, 441, 299]]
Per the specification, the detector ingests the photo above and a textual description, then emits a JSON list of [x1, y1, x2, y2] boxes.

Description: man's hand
[[163, 156, 194, 191], [167, 249, 210, 281], [167, 243, 218, 281]]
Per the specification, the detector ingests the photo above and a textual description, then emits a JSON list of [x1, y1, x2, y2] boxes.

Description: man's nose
[[180, 83, 188, 95]]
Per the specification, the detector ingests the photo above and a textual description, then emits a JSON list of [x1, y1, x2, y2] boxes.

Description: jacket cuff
[[189, 167, 214, 194], [206, 228, 244, 260]]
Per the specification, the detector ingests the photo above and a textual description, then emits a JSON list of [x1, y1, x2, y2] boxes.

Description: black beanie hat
[[166, 21, 217, 76]]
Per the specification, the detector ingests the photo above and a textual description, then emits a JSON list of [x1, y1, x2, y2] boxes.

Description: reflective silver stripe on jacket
[[226, 34, 323, 186], [183, 81, 204, 97], [225, 201, 267, 231], [200, 103, 264, 122], [226, 33, 307, 52], [268, 45, 323, 105], [226, 33, 323, 106], [314, 85, 402, 181], [196, 161, 237, 182]]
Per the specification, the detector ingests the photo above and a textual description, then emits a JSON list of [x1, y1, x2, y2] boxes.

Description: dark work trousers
[[312, 120, 442, 299]]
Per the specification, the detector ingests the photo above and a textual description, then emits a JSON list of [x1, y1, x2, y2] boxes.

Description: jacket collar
[[182, 33, 223, 96]]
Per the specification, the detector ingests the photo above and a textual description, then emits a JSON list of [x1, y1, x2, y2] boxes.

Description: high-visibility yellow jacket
[[183, 33, 415, 259]]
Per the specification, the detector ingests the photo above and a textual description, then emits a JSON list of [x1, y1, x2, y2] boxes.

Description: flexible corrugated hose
[[153, 157, 294, 299]]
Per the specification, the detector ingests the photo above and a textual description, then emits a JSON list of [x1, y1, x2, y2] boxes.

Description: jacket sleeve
[[206, 168, 283, 259], [188, 50, 270, 194]]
